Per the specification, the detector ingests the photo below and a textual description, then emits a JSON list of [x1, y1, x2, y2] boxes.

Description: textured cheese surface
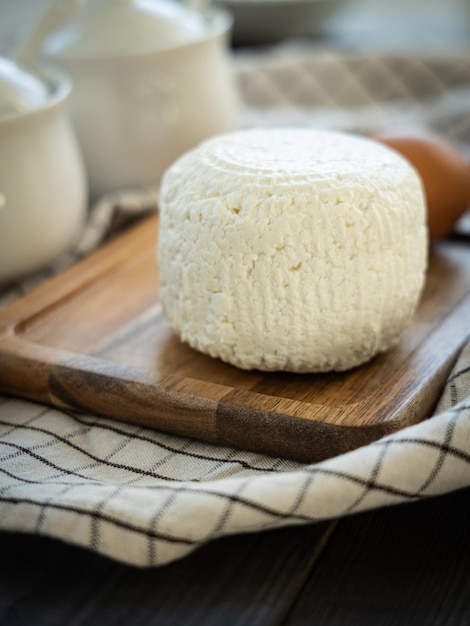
[[158, 128, 428, 372]]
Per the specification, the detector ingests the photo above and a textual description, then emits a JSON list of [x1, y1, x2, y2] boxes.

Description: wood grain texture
[[285, 487, 470, 626], [0, 214, 469, 462], [0, 523, 336, 626]]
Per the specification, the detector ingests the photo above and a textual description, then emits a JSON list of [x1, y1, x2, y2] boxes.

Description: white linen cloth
[[1, 49, 469, 567]]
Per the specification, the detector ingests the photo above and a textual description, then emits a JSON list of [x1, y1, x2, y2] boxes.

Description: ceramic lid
[[0, 57, 48, 117], [42, 0, 208, 59]]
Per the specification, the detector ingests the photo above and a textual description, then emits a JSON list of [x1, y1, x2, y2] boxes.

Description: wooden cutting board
[[0, 214, 469, 462]]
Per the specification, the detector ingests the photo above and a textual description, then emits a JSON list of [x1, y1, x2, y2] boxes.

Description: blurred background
[[222, 0, 470, 51], [1, 0, 469, 56]]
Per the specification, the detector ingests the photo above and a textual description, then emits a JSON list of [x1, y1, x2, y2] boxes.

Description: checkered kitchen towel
[[1, 50, 470, 567]]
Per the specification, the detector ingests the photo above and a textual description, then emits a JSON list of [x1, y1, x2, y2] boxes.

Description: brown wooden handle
[[0, 332, 218, 440]]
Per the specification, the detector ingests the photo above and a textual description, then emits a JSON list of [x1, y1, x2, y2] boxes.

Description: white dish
[[40, 0, 239, 199], [0, 60, 87, 284]]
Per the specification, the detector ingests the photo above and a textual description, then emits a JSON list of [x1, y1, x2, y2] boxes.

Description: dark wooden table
[[0, 486, 469, 625], [0, 1, 469, 624]]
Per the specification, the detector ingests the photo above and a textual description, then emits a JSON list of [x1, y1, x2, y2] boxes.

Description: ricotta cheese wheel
[[158, 128, 428, 372]]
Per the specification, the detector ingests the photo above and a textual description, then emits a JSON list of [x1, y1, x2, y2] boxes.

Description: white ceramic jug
[[40, 0, 239, 199], [0, 58, 87, 285]]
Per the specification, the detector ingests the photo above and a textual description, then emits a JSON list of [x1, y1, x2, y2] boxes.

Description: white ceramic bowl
[[0, 62, 87, 285], [42, 4, 239, 199]]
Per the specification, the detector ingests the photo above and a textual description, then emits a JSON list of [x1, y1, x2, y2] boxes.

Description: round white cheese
[[158, 128, 428, 372]]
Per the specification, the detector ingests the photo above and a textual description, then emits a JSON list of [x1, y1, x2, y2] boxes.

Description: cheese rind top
[[158, 128, 427, 372]]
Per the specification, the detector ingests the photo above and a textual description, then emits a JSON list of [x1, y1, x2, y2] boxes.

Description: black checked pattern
[[0, 355, 468, 567], [236, 53, 470, 107], [1, 50, 470, 566], [236, 51, 470, 152]]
